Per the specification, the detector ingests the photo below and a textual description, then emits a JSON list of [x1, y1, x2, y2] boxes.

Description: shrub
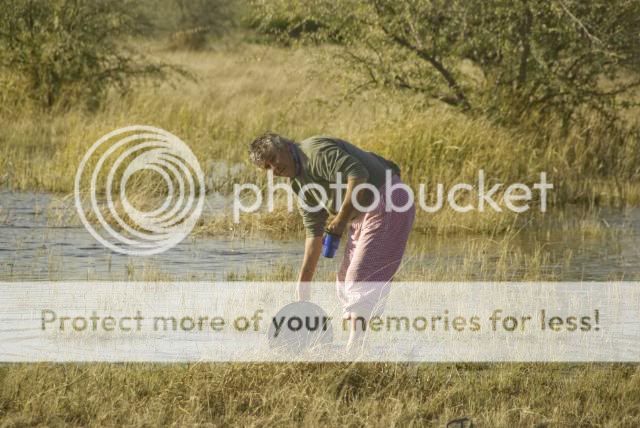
[[0, 0, 174, 111], [249, 0, 640, 127]]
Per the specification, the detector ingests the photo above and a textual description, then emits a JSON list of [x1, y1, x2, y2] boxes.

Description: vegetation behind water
[[0, 40, 638, 236], [1, 1, 639, 223]]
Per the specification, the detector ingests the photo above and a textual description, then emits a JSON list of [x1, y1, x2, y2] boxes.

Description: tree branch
[[556, 0, 603, 45], [371, 0, 471, 110]]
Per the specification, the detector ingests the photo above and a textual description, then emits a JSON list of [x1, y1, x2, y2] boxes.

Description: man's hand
[[326, 176, 368, 236], [326, 215, 348, 237]]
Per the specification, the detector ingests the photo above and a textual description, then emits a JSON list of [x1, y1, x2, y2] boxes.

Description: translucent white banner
[[0, 281, 636, 362]]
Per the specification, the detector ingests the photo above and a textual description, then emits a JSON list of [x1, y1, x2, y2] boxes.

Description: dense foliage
[[250, 0, 640, 126], [0, 0, 172, 110], [143, 0, 240, 49]]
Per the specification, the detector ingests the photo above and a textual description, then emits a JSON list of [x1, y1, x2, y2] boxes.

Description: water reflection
[[1, 192, 639, 281]]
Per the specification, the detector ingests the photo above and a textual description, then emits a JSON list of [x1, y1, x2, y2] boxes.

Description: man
[[248, 133, 415, 350]]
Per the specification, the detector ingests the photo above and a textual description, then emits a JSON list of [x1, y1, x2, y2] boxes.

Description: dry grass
[[1, 363, 639, 427], [1, 41, 639, 229]]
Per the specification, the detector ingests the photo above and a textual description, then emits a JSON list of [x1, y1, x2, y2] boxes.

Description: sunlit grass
[[1, 41, 639, 236], [1, 363, 639, 426], [0, 223, 638, 424]]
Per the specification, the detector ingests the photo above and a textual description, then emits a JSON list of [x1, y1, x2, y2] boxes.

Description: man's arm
[[296, 236, 323, 300], [326, 176, 369, 236]]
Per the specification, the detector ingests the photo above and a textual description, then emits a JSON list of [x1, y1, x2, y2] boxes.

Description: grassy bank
[[1, 363, 639, 427], [1, 41, 639, 236], [1, 38, 638, 428], [1, 238, 638, 427]]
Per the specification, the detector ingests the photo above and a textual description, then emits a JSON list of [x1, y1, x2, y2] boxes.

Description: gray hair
[[248, 132, 288, 166]]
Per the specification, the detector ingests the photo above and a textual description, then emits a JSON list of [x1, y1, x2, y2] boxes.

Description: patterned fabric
[[336, 174, 415, 318]]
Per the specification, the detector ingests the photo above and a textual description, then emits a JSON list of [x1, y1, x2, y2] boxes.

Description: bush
[[140, 0, 239, 50], [249, 0, 640, 127], [247, 0, 338, 45], [0, 0, 174, 111]]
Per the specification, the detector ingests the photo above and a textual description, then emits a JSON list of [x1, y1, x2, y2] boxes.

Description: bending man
[[248, 133, 415, 349]]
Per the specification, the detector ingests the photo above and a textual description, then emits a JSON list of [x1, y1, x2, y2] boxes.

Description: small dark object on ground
[[446, 417, 473, 428]]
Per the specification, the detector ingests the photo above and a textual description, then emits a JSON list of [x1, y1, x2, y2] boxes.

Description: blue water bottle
[[322, 231, 341, 258]]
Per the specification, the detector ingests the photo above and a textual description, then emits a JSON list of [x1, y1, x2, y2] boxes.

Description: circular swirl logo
[[74, 125, 205, 256]]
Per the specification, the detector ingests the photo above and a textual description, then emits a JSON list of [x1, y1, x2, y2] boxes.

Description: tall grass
[[0, 226, 637, 425], [1, 41, 639, 207]]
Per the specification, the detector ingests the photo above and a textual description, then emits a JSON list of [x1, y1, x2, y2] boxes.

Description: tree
[[140, 0, 239, 50], [251, 0, 640, 125], [0, 0, 175, 110]]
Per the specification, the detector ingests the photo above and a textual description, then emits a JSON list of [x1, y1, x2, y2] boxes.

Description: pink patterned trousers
[[336, 175, 415, 317]]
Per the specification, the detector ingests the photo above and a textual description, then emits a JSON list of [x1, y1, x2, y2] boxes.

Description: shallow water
[[401, 204, 640, 281], [1, 192, 639, 281], [0, 192, 302, 281]]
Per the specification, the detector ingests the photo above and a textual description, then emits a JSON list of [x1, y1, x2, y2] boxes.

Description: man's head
[[248, 132, 296, 178]]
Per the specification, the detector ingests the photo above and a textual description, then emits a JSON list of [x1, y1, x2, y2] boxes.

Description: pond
[[1, 192, 639, 281]]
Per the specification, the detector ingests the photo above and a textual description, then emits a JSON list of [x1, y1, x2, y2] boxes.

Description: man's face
[[260, 145, 295, 178]]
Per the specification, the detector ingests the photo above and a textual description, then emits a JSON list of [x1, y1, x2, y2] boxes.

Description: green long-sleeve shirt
[[290, 136, 400, 237]]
